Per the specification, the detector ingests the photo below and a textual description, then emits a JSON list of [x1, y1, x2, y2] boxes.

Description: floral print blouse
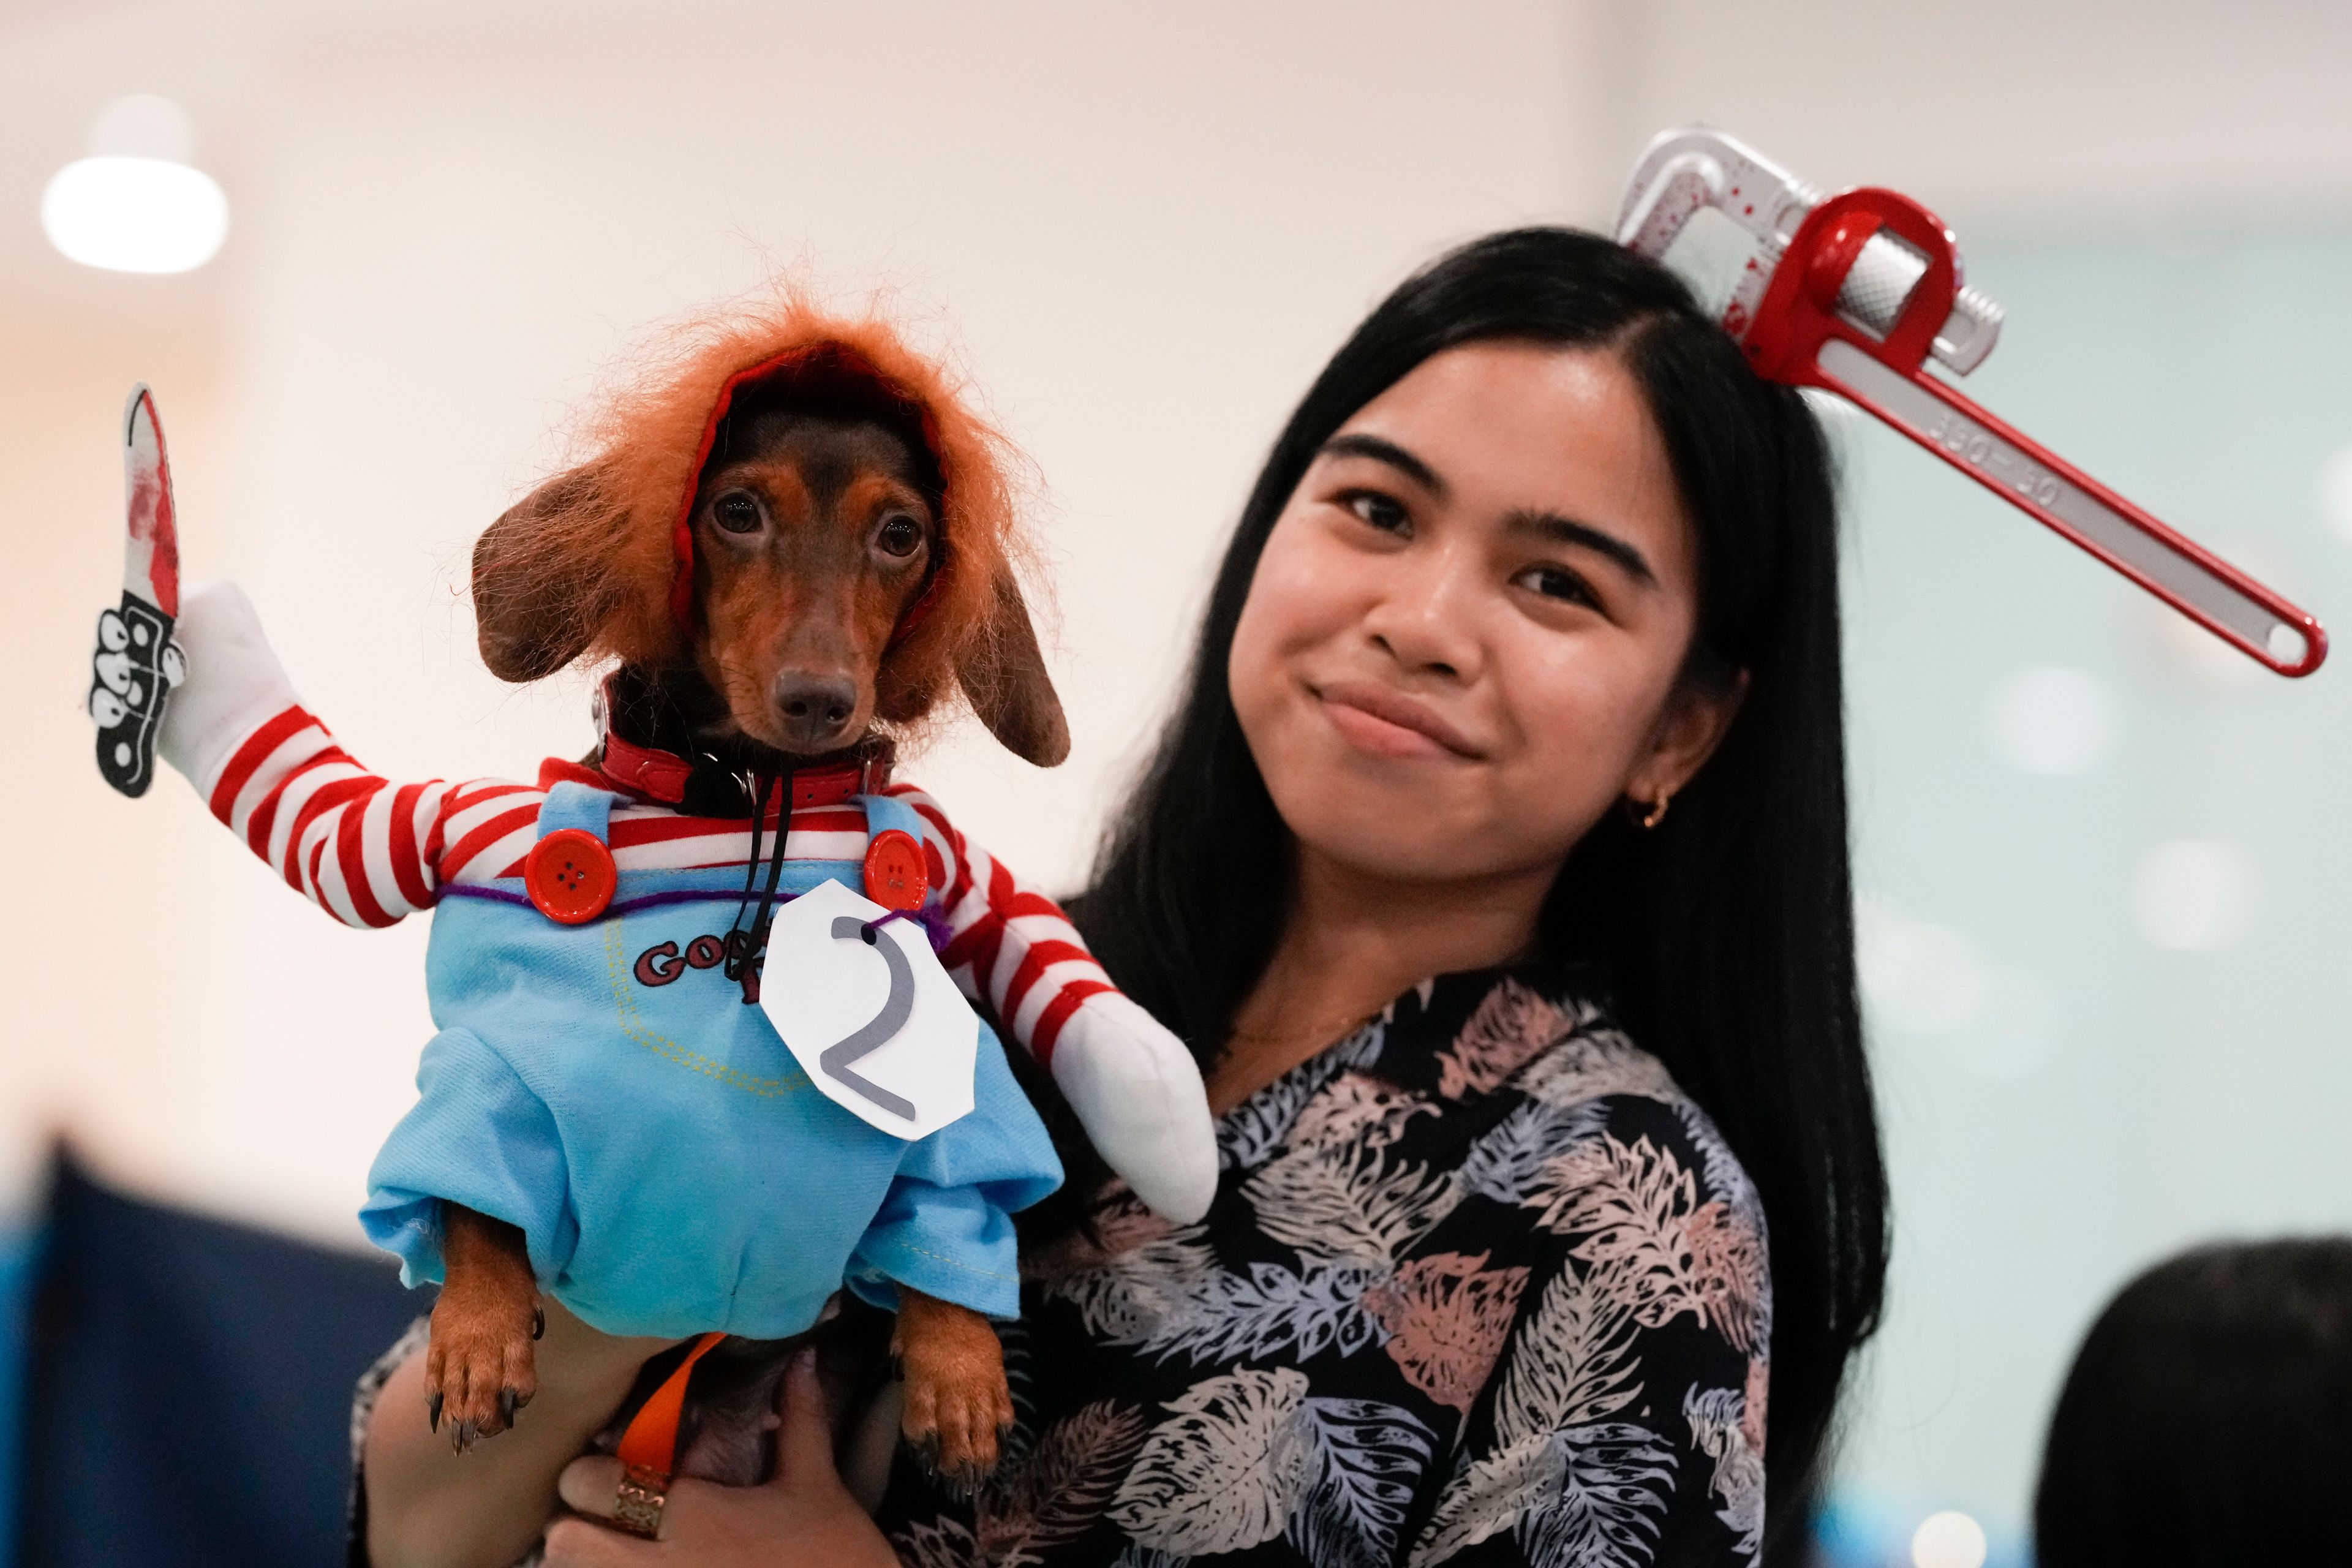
[[875, 965, 1773, 1568]]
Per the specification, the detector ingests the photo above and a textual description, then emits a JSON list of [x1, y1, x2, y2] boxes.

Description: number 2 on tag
[[821, 918, 916, 1121], [759, 876, 977, 1140]]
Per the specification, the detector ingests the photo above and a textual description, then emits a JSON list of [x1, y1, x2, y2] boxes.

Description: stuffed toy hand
[[1052, 991, 1217, 1222]]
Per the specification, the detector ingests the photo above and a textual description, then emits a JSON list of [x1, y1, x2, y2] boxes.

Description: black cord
[[724, 767, 796, 1003], [722, 770, 773, 984]]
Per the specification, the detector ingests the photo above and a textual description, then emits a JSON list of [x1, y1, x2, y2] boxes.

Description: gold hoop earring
[[1638, 793, 1671, 831]]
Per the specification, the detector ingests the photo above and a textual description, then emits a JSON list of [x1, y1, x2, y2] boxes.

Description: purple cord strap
[[866, 905, 953, 953]]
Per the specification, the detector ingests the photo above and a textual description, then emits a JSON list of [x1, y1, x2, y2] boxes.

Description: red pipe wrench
[[1616, 127, 2325, 677]]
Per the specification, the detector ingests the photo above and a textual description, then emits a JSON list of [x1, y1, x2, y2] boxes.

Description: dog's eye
[[877, 515, 924, 558], [714, 492, 761, 535]]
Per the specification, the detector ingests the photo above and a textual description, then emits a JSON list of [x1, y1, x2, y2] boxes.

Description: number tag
[[758, 877, 976, 1140]]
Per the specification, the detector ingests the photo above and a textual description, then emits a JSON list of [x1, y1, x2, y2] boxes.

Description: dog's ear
[[957, 560, 1069, 767], [472, 464, 620, 683]]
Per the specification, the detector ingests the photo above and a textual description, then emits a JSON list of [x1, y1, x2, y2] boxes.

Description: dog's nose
[[773, 671, 860, 750]]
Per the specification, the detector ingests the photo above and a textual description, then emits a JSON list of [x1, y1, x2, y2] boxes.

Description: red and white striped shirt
[[196, 704, 1114, 1063]]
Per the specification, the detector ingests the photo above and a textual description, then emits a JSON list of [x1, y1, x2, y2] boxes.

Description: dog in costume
[[96, 300, 1218, 1487]]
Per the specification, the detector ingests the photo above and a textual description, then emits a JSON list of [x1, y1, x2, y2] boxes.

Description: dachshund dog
[[145, 299, 1213, 1490], [425, 318, 1077, 1479]]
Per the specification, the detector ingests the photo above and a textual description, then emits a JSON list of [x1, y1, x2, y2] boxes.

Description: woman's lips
[[1313, 680, 1484, 761]]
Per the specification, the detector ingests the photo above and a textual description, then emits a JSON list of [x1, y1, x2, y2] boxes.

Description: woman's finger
[[556, 1453, 629, 1522], [541, 1513, 657, 1567], [769, 1346, 834, 1490]]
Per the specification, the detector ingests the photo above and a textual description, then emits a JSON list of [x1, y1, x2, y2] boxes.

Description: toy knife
[[89, 384, 187, 796], [1617, 126, 2327, 677]]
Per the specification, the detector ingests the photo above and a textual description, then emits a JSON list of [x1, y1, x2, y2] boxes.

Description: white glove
[[1050, 990, 1218, 1223], [156, 579, 303, 794]]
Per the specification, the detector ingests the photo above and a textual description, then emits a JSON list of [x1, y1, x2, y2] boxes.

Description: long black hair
[[2035, 1237, 2352, 1566], [1068, 228, 1887, 1556]]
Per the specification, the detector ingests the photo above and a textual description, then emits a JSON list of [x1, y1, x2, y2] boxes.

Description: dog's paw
[[897, 1318, 1013, 1490], [424, 1289, 540, 1453], [901, 1373, 1014, 1492]]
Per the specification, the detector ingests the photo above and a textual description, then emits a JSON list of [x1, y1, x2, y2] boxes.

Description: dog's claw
[[427, 1391, 443, 1433], [424, 1264, 540, 1455], [532, 1306, 545, 1341]]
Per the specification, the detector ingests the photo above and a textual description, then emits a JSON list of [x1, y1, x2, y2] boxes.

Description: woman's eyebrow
[[1505, 508, 1657, 586], [1319, 433, 1447, 498]]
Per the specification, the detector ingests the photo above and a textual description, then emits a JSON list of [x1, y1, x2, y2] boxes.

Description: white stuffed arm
[[893, 788, 1220, 1223], [155, 579, 303, 797], [149, 581, 469, 929], [1048, 990, 1218, 1224]]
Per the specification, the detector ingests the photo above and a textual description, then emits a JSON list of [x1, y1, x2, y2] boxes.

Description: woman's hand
[[543, 1349, 899, 1568], [366, 1300, 677, 1568]]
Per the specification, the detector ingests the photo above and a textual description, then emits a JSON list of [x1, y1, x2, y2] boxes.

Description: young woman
[[363, 227, 1888, 1568]]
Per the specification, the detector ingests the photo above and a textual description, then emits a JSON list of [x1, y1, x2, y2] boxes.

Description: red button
[[862, 829, 929, 912], [526, 829, 617, 924]]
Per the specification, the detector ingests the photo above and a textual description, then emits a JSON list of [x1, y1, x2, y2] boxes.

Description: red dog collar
[[592, 726, 886, 810], [595, 726, 695, 804]]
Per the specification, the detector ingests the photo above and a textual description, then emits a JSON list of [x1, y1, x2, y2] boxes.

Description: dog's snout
[[773, 671, 860, 749]]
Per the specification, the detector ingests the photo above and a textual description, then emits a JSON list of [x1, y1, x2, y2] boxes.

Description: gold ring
[[612, 1463, 668, 1539]]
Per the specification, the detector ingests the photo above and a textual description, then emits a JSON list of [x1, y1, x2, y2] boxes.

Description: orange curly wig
[[472, 294, 1044, 746]]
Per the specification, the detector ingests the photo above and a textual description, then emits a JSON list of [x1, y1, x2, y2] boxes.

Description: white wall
[[1605, 0, 2352, 227]]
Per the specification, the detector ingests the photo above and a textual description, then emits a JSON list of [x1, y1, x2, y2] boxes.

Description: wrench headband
[[1617, 126, 2326, 677]]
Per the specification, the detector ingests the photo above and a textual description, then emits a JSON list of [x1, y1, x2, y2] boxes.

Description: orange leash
[[616, 1331, 726, 1477]]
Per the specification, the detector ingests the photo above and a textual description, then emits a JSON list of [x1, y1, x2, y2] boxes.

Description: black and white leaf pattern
[[1408, 1422, 1675, 1568], [1286, 1074, 1439, 1156], [1139, 1259, 1392, 1365], [1106, 1548, 1189, 1568], [1109, 1368, 1316, 1555], [1047, 1227, 1220, 1344], [979, 1400, 1150, 1568], [1673, 1097, 1773, 1340], [1515, 1422, 1679, 1568], [1682, 1384, 1764, 1559], [1245, 1143, 1461, 1265], [1516, 1028, 1679, 1110], [1110, 1372, 1438, 1568], [1285, 1397, 1438, 1568], [1493, 1257, 1645, 1442], [1406, 1432, 1554, 1566], [1460, 1099, 1613, 1206], [894, 1515, 982, 1568], [859, 970, 1769, 1568], [1219, 1025, 1386, 1171]]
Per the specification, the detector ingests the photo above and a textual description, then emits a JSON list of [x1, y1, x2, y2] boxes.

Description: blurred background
[[4, 1, 2350, 1562]]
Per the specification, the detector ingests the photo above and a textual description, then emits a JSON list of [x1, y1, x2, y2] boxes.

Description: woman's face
[[1227, 339, 1741, 888]]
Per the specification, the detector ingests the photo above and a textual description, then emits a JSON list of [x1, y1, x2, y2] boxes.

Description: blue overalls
[[358, 783, 1062, 1340]]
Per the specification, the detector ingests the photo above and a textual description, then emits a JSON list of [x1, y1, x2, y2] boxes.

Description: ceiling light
[[42, 94, 228, 275]]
